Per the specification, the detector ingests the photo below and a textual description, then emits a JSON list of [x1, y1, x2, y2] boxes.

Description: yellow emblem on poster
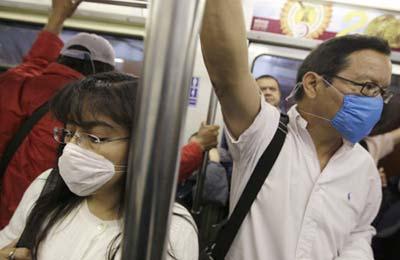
[[281, 0, 332, 39], [365, 15, 400, 49]]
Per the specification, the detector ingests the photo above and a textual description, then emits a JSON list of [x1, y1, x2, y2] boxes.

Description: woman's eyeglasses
[[53, 127, 129, 148]]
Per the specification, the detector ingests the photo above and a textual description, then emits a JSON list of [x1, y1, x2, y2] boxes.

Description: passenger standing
[[179, 123, 220, 183], [0, 0, 115, 229], [200, 0, 392, 259], [177, 133, 228, 210], [363, 123, 400, 260], [256, 75, 282, 108]]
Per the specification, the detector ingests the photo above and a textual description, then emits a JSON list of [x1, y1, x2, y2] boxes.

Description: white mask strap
[[114, 164, 128, 174], [285, 82, 303, 102], [297, 108, 330, 122]]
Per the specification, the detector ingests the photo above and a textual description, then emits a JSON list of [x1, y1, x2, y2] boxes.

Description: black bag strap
[[0, 102, 49, 181], [210, 114, 289, 259]]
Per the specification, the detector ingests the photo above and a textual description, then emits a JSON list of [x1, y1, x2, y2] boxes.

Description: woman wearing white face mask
[[0, 72, 198, 260]]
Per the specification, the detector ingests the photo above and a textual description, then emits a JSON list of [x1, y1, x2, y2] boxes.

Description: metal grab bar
[[191, 90, 218, 215], [121, 0, 204, 259], [83, 0, 148, 8]]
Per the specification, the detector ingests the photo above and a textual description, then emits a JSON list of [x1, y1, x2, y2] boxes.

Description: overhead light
[[114, 58, 125, 63]]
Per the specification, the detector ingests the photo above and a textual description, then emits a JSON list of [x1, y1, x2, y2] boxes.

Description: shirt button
[[97, 223, 106, 232]]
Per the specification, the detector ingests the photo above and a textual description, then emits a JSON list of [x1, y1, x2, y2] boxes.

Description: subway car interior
[[0, 0, 400, 259]]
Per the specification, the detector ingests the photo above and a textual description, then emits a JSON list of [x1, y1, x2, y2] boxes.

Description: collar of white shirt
[[288, 104, 355, 150]]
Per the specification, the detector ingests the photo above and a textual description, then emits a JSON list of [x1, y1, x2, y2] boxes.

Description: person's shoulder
[[353, 143, 374, 162], [168, 203, 198, 259], [172, 203, 194, 220], [171, 203, 198, 232], [36, 169, 52, 183], [352, 144, 379, 176], [25, 169, 53, 199], [0, 68, 31, 85]]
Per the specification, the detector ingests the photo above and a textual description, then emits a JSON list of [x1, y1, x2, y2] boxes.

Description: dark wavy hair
[[17, 72, 138, 260]]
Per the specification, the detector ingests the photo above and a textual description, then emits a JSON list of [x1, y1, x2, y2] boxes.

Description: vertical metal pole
[[181, 0, 207, 92], [122, 0, 203, 259], [188, 0, 218, 220], [191, 91, 218, 215]]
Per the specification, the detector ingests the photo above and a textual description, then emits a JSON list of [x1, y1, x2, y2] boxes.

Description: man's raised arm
[[200, 0, 261, 138]]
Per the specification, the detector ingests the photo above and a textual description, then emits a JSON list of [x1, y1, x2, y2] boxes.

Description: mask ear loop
[[114, 164, 128, 174], [296, 108, 331, 122], [285, 82, 303, 102], [288, 78, 332, 122]]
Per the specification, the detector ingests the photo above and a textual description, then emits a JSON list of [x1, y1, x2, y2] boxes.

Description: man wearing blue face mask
[[200, 0, 393, 259], [292, 75, 388, 144]]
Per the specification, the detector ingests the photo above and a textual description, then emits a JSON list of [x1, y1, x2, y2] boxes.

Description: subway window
[[0, 20, 144, 74]]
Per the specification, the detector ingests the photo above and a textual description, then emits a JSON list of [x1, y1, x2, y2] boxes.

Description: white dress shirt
[[0, 170, 198, 260], [225, 98, 382, 260]]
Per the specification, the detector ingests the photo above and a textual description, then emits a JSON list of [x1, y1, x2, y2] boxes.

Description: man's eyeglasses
[[53, 127, 129, 148], [328, 75, 393, 104]]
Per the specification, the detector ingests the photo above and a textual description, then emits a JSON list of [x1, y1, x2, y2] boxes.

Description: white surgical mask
[[58, 143, 126, 196]]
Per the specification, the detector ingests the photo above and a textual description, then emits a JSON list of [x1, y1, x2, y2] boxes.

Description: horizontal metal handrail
[[83, 0, 148, 8]]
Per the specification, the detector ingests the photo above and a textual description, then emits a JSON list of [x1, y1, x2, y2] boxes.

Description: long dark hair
[[18, 72, 138, 259]]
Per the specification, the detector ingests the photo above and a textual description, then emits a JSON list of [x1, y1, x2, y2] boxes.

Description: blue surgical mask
[[331, 94, 383, 143]]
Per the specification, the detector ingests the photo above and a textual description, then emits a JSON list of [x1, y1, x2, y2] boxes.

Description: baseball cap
[[60, 32, 115, 67]]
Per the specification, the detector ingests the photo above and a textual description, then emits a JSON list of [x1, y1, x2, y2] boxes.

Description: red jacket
[[0, 31, 82, 229], [179, 142, 204, 183]]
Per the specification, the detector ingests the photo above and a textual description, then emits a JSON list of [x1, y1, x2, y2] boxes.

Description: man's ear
[[301, 72, 321, 99]]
